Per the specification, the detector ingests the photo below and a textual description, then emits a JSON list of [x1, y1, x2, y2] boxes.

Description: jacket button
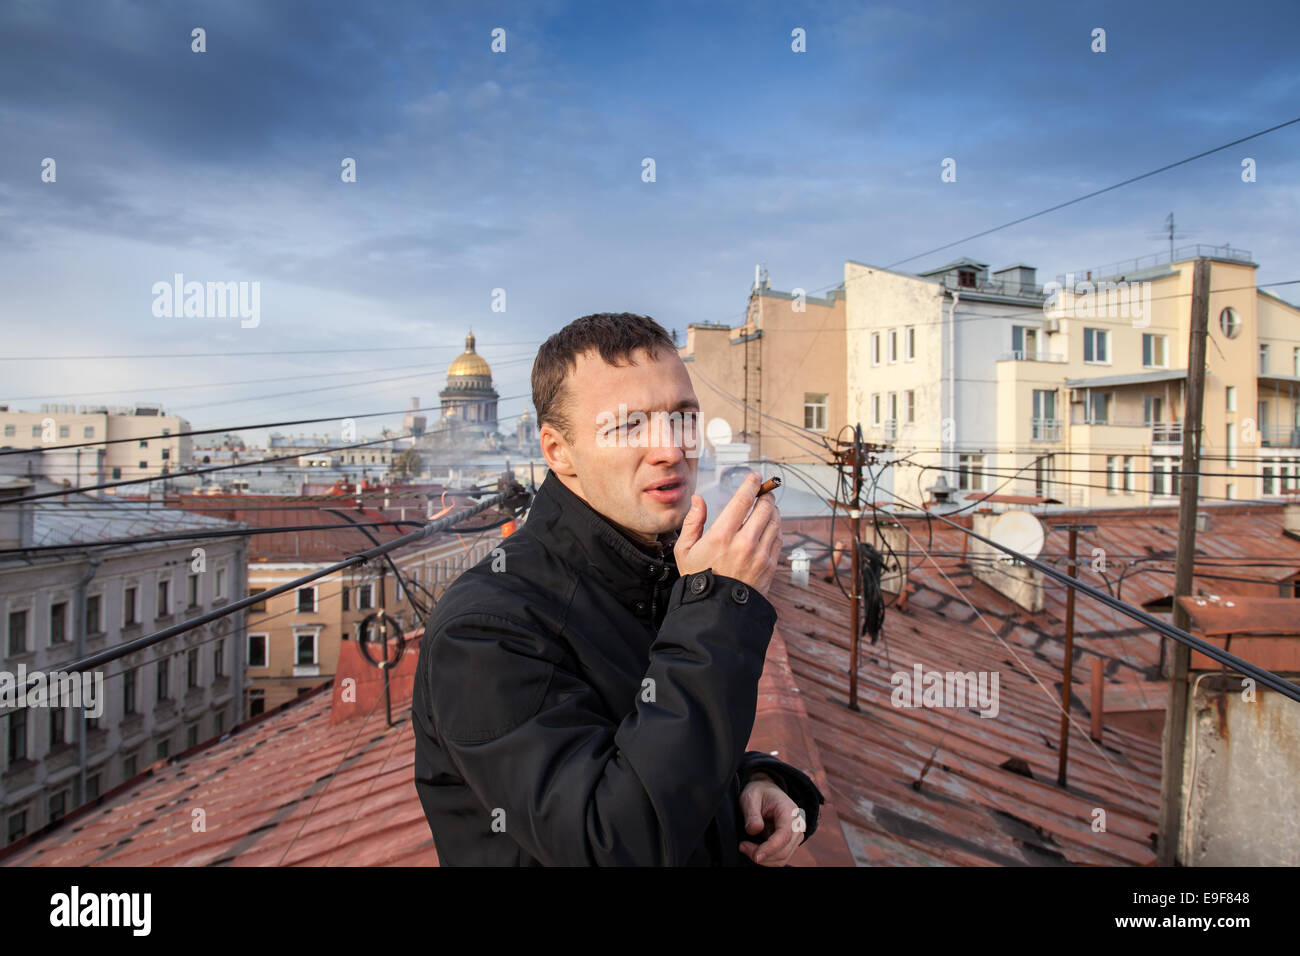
[[731, 583, 749, 604], [634, 600, 647, 614], [647, 565, 657, 577], [690, 575, 707, 594]]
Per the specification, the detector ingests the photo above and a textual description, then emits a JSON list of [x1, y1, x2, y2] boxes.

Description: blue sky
[[1, 0, 1297, 441]]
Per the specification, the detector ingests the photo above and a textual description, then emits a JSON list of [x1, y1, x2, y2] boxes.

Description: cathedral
[[417, 330, 536, 454]]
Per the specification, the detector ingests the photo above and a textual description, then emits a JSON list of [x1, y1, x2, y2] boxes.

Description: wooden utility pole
[[1158, 256, 1211, 865], [827, 426, 874, 712]]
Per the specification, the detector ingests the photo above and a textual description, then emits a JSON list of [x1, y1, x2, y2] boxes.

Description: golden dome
[[447, 330, 492, 378]]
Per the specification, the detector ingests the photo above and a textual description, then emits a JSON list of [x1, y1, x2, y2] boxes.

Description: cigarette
[[756, 476, 782, 498]]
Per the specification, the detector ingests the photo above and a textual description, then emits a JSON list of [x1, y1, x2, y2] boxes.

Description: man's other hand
[[738, 772, 804, 867]]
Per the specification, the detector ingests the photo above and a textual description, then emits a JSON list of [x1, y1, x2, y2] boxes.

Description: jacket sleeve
[[421, 568, 778, 866], [737, 751, 825, 845]]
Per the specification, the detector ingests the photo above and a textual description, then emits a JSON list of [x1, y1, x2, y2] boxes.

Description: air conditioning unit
[[1069, 389, 1083, 403], [1042, 317, 1059, 333]]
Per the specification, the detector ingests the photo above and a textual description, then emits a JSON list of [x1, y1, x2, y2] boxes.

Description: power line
[[0, 339, 547, 362]]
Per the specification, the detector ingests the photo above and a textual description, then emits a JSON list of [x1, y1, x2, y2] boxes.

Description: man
[[411, 312, 825, 866]]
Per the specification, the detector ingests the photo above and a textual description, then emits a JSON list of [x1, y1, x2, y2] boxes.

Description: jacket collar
[[525, 470, 679, 592]]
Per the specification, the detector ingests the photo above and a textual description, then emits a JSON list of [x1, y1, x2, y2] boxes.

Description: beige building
[[683, 248, 1300, 511], [244, 534, 503, 716], [0, 404, 191, 487], [680, 266, 847, 466]]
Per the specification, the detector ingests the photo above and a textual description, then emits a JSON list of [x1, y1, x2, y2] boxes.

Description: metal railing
[[1152, 422, 1184, 444], [1260, 426, 1300, 448], [1057, 244, 1254, 285], [1031, 419, 1062, 441], [1000, 350, 1067, 363]]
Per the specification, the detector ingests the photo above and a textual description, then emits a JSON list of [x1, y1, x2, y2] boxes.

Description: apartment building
[[679, 266, 847, 466], [0, 403, 192, 485], [0, 477, 247, 848], [161, 489, 508, 717], [245, 534, 500, 715]]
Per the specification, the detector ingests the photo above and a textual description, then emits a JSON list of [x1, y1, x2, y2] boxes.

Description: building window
[[870, 333, 881, 366], [1219, 307, 1240, 339], [8, 711, 27, 765], [803, 394, 828, 432], [123, 753, 137, 778], [138, 461, 147, 470], [1143, 395, 1165, 426], [1083, 328, 1109, 363], [1086, 392, 1111, 424], [1106, 456, 1119, 493], [157, 579, 170, 617], [1226, 424, 1237, 467], [123, 586, 137, 626], [86, 774, 101, 800], [124, 668, 136, 715], [249, 588, 267, 613], [49, 602, 67, 645], [887, 329, 898, 364], [249, 689, 266, 717], [8, 609, 27, 656], [187, 724, 199, 749], [49, 708, 66, 748], [8, 811, 26, 843], [187, 648, 199, 689], [85, 594, 101, 634], [187, 574, 199, 607], [297, 587, 316, 613], [958, 454, 986, 491], [1142, 333, 1167, 368], [215, 710, 225, 735], [1225, 482, 1236, 500], [139, 440, 148, 449], [1294, 347, 1300, 378], [341, 587, 350, 612], [1152, 462, 1166, 496], [1123, 457, 1135, 493], [156, 739, 169, 762], [213, 639, 225, 678], [1259, 344, 1269, 375], [1012, 325, 1040, 359], [248, 634, 268, 668], [904, 390, 916, 424], [58, 425, 69, 438], [871, 394, 881, 427], [111, 467, 121, 480], [83, 426, 94, 438], [958, 269, 976, 289], [1226, 385, 1237, 413], [215, 568, 226, 599], [161, 448, 170, 461], [31, 425, 40, 437], [156, 658, 169, 702], [48, 790, 67, 822], [296, 632, 317, 666], [904, 326, 915, 361], [2, 425, 12, 437], [1263, 467, 1276, 495]]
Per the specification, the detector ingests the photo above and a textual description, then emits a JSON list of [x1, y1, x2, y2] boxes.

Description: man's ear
[[539, 423, 576, 477]]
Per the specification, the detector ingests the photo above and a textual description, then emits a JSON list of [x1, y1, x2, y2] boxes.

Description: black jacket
[[411, 469, 825, 865]]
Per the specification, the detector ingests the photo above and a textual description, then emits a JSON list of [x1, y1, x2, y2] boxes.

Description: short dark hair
[[531, 313, 678, 444]]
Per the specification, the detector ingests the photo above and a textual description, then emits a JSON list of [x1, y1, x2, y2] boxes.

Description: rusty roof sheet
[[1177, 595, 1300, 636]]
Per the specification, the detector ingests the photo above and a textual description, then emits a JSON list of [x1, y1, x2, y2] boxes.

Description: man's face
[[543, 346, 701, 545]]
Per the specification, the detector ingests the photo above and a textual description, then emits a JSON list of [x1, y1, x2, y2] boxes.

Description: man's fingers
[[710, 472, 763, 539], [739, 787, 765, 834]]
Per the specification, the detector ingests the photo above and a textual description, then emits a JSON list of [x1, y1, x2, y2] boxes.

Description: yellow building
[[0, 404, 191, 486], [679, 266, 847, 466]]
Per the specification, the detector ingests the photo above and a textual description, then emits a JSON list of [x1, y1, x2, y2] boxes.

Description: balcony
[[1001, 351, 1066, 363], [1260, 426, 1300, 448], [882, 419, 898, 441], [1031, 419, 1062, 442], [1151, 422, 1183, 444]]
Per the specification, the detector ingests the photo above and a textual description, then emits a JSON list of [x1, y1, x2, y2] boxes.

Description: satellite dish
[[705, 417, 732, 446], [988, 510, 1045, 560]]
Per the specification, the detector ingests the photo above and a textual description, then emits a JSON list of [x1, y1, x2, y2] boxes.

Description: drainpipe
[[949, 290, 960, 489], [74, 554, 100, 806]]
